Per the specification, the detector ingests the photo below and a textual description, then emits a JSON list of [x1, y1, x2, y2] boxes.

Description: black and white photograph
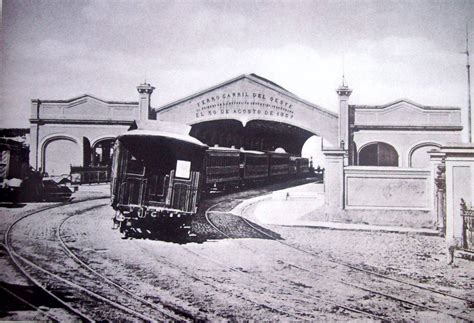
[[1, 0, 473, 320]]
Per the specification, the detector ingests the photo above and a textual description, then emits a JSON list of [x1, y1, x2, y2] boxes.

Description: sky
[[1, 0, 473, 136]]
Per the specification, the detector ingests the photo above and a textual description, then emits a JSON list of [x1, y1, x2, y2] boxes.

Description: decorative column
[[336, 82, 352, 152], [429, 150, 446, 233], [136, 83, 155, 121], [336, 81, 352, 166], [435, 162, 446, 233], [29, 99, 42, 170], [322, 80, 353, 213]]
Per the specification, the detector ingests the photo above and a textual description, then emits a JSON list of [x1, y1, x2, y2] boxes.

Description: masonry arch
[[157, 74, 338, 151], [91, 136, 116, 167], [190, 119, 320, 155], [301, 135, 327, 168], [408, 141, 441, 168], [358, 141, 399, 166], [40, 134, 82, 176]]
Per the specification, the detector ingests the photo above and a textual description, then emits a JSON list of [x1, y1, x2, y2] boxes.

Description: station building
[[30, 74, 341, 176], [29, 73, 463, 176]]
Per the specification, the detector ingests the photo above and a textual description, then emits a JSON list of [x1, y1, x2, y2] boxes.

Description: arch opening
[[42, 137, 81, 176], [92, 138, 115, 167], [190, 119, 318, 155], [409, 143, 441, 168], [358, 142, 399, 167], [301, 135, 328, 169]]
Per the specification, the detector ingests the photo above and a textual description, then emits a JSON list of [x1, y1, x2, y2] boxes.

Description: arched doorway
[[92, 138, 115, 167], [42, 137, 81, 176], [358, 142, 399, 166]]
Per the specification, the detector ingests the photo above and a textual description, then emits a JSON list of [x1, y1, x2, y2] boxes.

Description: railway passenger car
[[110, 121, 315, 237], [240, 149, 269, 181], [267, 151, 290, 178], [204, 146, 240, 190], [289, 156, 298, 175], [110, 128, 208, 237], [297, 157, 310, 175]]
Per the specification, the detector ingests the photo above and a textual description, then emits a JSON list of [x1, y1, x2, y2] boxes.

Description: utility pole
[[465, 24, 472, 142]]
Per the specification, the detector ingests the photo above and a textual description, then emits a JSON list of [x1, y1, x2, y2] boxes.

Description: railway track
[[204, 198, 474, 321], [133, 242, 313, 320], [4, 198, 192, 321], [180, 243, 390, 320]]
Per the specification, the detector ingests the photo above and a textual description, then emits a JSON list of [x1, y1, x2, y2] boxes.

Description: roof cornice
[[30, 118, 135, 126], [32, 94, 138, 105], [350, 98, 461, 111]]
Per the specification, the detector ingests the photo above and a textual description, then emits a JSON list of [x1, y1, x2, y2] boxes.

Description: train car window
[[176, 160, 191, 179], [127, 156, 145, 175]]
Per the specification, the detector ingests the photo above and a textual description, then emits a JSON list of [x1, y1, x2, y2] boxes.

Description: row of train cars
[[110, 126, 321, 237]]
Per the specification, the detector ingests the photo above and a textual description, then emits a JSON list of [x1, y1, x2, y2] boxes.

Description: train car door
[[166, 160, 201, 213], [120, 152, 147, 206]]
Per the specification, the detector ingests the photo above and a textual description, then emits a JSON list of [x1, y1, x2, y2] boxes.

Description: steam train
[[110, 123, 310, 237]]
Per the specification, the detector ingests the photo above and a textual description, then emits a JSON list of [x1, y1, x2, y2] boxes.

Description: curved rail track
[[3, 198, 192, 321], [204, 198, 474, 321]]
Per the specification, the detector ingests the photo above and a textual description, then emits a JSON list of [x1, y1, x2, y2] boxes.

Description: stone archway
[[190, 119, 318, 155], [409, 142, 441, 168], [91, 136, 116, 167], [358, 142, 399, 166], [41, 135, 81, 176]]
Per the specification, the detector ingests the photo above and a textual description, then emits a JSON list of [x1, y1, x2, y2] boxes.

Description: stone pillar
[[136, 83, 155, 121], [441, 144, 474, 241], [336, 84, 352, 153], [429, 150, 446, 233], [29, 99, 42, 170], [323, 149, 347, 211]]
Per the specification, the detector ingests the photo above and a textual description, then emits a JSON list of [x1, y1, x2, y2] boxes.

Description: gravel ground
[[1, 180, 473, 321]]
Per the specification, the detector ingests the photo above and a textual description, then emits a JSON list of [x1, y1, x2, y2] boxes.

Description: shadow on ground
[[0, 203, 27, 209], [0, 281, 63, 317]]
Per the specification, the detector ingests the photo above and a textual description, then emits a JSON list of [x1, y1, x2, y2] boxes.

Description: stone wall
[[345, 166, 431, 210]]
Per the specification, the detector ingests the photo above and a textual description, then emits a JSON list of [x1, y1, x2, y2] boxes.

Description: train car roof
[[131, 120, 192, 134], [119, 129, 208, 148], [240, 149, 266, 155], [207, 146, 240, 151]]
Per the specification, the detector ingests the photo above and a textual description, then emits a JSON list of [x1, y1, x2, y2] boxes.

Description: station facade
[[25, 73, 474, 245], [29, 74, 464, 177], [30, 74, 341, 176]]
